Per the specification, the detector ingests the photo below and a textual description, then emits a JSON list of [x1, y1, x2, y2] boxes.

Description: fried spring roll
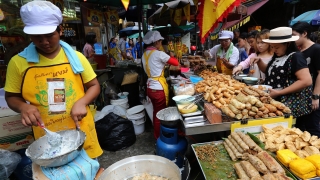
[[228, 135, 244, 153], [240, 161, 261, 178], [251, 176, 264, 180], [257, 151, 285, 174], [272, 173, 292, 180], [225, 138, 242, 158], [248, 154, 269, 174], [262, 174, 276, 180], [223, 142, 237, 161], [237, 132, 257, 149], [231, 132, 249, 151], [234, 163, 250, 180]]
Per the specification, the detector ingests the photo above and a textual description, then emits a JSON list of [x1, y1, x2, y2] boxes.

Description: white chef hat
[[218, 30, 234, 40], [20, 1, 63, 35], [143, 31, 164, 44]]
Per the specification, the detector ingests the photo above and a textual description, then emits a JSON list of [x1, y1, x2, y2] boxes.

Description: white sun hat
[[143, 31, 164, 44], [262, 27, 299, 43], [218, 30, 234, 40], [20, 1, 62, 35]]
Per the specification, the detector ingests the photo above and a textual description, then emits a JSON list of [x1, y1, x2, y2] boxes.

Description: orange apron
[[21, 58, 103, 158], [216, 56, 233, 75], [144, 50, 169, 105]]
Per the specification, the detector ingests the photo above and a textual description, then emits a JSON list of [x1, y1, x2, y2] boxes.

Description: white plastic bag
[[143, 96, 153, 125], [174, 83, 195, 96]]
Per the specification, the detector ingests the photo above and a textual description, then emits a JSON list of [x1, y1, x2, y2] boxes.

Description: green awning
[[128, 32, 144, 39]]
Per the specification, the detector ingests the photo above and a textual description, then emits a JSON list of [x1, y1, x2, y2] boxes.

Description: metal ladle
[[37, 122, 62, 146]]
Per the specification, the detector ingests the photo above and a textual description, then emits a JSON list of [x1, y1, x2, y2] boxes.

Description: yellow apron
[[216, 57, 233, 75], [144, 50, 169, 105], [21, 58, 103, 158]]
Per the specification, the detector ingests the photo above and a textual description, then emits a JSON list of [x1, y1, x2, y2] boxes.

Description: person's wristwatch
[[312, 94, 320, 100]]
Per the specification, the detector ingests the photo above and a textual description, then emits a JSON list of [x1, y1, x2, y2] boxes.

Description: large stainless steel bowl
[[156, 107, 182, 128], [26, 129, 86, 167], [98, 155, 181, 180]]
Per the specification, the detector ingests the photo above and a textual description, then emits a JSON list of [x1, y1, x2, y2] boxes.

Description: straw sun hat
[[262, 27, 299, 43]]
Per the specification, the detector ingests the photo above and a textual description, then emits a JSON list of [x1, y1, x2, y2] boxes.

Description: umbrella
[[149, 0, 196, 26], [290, 10, 320, 26], [119, 26, 143, 36], [128, 32, 144, 39]]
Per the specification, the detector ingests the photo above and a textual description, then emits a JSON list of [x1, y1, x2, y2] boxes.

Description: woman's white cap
[[143, 31, 164, 44], [20, 1, 62, 35]]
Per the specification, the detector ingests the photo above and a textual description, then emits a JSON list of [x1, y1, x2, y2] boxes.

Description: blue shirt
[[135, 42, 144, 58], [110, 42, 116, 48]]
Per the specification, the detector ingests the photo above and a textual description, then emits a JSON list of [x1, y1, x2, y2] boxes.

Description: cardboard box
[[0, 108, 34, 151]]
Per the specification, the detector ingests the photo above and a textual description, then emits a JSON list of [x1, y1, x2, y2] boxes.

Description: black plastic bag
[[95, 112, 136, 151]]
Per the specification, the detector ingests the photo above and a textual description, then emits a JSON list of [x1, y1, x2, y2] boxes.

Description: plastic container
[[127, 105, 145, 115], [110, 97, 129, 109], [127, 110, 146, 135]]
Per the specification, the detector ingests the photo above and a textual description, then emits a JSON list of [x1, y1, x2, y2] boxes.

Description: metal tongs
[[180, 93, 203, 102], [183, 96, 204, 110]]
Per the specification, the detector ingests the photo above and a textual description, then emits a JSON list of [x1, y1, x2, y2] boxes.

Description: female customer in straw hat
[[251, 27, 313, 119], [292, 22, 320, 137], [142, 30, 179, 139]]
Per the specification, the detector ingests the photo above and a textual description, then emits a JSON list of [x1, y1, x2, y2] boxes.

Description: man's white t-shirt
[[142, 50, 170, 90], [208, 45, 239, 65]]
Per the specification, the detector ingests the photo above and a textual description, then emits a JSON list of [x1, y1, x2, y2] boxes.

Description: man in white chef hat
[[204, 30, 239, 75]]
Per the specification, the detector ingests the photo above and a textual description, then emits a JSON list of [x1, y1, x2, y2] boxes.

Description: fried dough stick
[[231, 132, 249, 151], [234, 162, 250, 180], [223, 142, 237, 161]]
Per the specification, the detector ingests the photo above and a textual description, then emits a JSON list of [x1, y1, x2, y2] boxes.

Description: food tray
[[180, 102, 204, 118], [192, 141, 238, 180], [192, 138, 299, 180], [248, 133, 320, 180]]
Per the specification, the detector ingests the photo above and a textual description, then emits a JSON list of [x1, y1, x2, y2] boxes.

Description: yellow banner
[[105, 10, 119, 25], [121, 0, 130, 11], [174, 8, 182, 26], [87, 9, 103, 25], [198, 0, 240, 43], [183, 4, 191, 22]]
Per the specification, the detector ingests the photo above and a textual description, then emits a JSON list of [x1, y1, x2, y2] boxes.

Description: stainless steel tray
[[184, 116, 206, 124]]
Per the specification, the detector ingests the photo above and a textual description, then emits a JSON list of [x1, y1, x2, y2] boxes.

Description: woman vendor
[[204, 30, 239, 75], [142, 31, 179, 139], [4, 1, 102, 159]]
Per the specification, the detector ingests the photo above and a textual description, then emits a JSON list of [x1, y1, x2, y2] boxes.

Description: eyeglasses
[[219, 39, 230, 43]]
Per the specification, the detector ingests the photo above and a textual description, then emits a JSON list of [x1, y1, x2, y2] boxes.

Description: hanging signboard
[[105, 10, 119, 26], [87, 9, 103, 25]]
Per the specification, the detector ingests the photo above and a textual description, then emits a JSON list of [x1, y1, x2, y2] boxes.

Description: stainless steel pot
[[98, 155, 181, 180], [156, 107, 182, 128], [26, 129, 86, 167]]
